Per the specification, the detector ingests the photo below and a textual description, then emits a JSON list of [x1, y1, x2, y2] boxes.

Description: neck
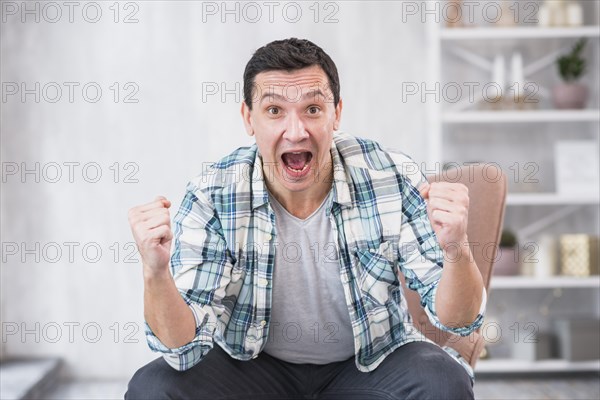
[[267, 164, 333, 219], [274, 184, 332, 219]]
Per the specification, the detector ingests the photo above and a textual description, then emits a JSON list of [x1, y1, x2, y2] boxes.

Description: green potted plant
[[553, 38, 588, 109], [493, 229, 520, 276]]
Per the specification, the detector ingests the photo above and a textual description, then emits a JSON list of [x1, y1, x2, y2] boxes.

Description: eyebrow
[[259, 89, 327, 104]]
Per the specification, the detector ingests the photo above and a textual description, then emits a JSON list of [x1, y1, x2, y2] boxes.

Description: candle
[[538, 2, 552, 27], [511, 52, 525, 98], [534, 235, 558, 278], [549, 0, 567, 27], [566, 2, 583, 27], [492, 54, 506, 95]]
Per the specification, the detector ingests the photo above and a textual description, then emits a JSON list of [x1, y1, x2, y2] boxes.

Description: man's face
[[241, 65, 342, 197]]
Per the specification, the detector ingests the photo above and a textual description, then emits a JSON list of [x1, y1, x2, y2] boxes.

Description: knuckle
[[128, 215, 138, 226]]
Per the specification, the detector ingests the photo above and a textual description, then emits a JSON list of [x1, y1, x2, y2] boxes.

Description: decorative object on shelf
[[538, 0, 568, 27], [520, 235, 558, 278], [480, 52, 538, 111], [553, 38, 588, 109], [488, 54, 506, 109], [495, 1, 516, 28], [552, 318, 600, 361], [510, 52, 524, 95], [445, 0, 463, 28], [493, 230, 520, 275], [540, 0, 584, 27], [536, 235, 559, 277], [537, 1, 552, 27], [554, 140, 600, 196], [565, 1, 584, 27], [511, 331, 556, 361], [507, 52, 535, 110], [559, 234, 599, 277]]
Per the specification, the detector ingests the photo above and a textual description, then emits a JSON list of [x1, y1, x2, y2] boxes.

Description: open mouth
[[281, 151, 313, 173]]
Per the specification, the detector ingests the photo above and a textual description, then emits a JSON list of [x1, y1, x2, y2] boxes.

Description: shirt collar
[[250, 148, 269, 210], [330, 135, 353, 209]]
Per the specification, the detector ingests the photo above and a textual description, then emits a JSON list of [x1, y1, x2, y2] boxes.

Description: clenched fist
[[128, 196, 173, 276], [419, 182, 469, 251]]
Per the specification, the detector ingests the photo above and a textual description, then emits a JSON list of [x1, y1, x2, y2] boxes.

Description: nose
[[282, 111, 308, 142]]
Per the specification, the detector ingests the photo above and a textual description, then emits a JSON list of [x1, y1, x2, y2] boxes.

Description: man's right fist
[[128, 196, 173, 275]]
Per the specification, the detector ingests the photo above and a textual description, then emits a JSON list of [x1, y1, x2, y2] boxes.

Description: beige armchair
[[401, 164, 507, 369]]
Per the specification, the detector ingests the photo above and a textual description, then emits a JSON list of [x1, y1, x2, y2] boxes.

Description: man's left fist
[[419, 182, 469, 250]]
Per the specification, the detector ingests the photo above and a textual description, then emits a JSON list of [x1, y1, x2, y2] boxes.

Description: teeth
[[283, 151, 310, 173], [286, 164, 309, 173]]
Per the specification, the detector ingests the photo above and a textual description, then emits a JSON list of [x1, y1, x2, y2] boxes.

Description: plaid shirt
[[145, 132, 486, 378]]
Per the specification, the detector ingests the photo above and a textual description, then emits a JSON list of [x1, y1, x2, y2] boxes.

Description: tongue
[[282, 152, 309, 170]]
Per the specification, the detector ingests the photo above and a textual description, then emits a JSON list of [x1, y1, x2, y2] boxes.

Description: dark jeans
[[125, 341, 473, 400]]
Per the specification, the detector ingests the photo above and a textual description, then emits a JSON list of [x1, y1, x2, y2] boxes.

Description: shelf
[[441, 26, 600, 40], [443, 110, 600, 124], [476, 359, 600, 373], [507, 193, 600, 205], [491, 276, 600, 289]]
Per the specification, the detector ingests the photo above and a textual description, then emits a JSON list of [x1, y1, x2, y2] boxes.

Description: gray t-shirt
[[262, 190, 355, 364]]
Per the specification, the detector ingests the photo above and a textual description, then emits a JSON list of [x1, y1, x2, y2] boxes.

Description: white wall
[[1, 1, 429, 379]]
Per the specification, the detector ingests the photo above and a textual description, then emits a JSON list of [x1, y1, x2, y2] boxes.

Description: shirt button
[[260, 320, 267, 327], [259, 278, 269, 287], [266, 234, 273, 241]]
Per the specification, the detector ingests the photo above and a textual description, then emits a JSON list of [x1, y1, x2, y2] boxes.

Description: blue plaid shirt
[[145, 132, 486, 377]]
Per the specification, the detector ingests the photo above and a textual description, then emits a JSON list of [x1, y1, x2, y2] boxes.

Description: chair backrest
[[400, 164, 507, 368]]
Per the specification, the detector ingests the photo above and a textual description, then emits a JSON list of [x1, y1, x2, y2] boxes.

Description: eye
[[267, 106, 280, 115], [307, 106, 320, 115]]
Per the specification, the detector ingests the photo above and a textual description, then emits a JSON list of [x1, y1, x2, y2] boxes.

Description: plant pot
[[552, 83, 588, 109], [493, 247, 520, 276]]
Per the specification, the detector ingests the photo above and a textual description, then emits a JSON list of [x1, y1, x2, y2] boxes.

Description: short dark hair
[[243, 38, 340, 110]]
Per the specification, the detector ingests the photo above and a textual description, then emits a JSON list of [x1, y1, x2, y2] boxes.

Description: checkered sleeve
[[397, 166, 484, 337], [144, 181, 233, 370]]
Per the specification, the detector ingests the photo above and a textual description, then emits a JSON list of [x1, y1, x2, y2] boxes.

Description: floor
[[44, 380, 129, 400], [0, 359, 60, 400], [42, 377, 600, 400], [473, 376, 600, 400]]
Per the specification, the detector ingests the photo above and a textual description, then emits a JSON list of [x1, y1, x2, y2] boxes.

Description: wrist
[[442, 236, 471, 263], [143, 264, 172, 283]]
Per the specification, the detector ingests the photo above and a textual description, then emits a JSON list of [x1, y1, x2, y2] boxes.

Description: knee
[[411, 351, 473, 400], [125, 357, 179, 400]]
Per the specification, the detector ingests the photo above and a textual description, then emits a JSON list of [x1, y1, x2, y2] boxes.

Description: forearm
[[435, 237, 484, 328], [144, 267, 196, 349]]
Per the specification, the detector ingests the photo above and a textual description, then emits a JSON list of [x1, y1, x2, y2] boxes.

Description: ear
[[241, 102, 254, 136], [333, 98, 343, 131]]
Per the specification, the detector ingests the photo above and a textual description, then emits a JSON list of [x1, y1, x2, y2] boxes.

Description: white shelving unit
[[443, 110, 600, 123], [427, 4, 600, 375], [441, 26, 600, 40], [477, 359, 600, 373], [506, 193, 600, 205], [491, 276, 600, 289]]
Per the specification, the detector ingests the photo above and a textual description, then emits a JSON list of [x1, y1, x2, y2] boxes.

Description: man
[[126, 38, 486, 399]]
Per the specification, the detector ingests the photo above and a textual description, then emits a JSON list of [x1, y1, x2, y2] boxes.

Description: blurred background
[[1, 1, 599, 399]]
